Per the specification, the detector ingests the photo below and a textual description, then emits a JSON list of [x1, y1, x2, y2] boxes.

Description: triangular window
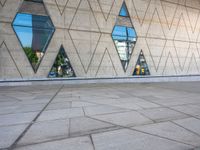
[[133, 50, 150, 76], [48, 46, 76, 78], [119, 2, 129, 17]]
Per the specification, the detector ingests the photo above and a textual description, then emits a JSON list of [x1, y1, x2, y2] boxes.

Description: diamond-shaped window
[[112, 2, 137, 71], [133, 50, 150, 76], [48, 46, 76, 78], [12, 0, 55, 73]]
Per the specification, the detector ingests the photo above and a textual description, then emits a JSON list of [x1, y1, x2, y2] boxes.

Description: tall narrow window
[[112, 1, 137, 71], [48, 46, 76, 78], [133, 50, 150, 76], [12, 0, 55, 72]]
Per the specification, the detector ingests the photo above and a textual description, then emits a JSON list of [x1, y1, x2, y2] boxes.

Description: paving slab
[[92, 129, 193, 150], [173, 117, 200, 135], [71, 101, 97, 107], [90, 111, 153, 127], [133, 122, 200, 147], [171, 104, 200, 116], [0, 124, 28, 149], [69, 117, 115, 136], [138, 108, 189, 122], [1, 82, 200, 149], [0, 112, 38, 126], [14, 136, 94, 150], [37, 108, 84, 122], [84, 105, 129, 116], [17, 119, 69, 146], [45, 101, 71, 110]]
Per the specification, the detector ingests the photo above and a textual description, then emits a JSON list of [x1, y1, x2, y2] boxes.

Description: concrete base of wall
[[1, 75, 200, 86]]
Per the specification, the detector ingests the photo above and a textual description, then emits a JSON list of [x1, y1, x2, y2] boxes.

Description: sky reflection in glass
[[12, 13, 55, 72]]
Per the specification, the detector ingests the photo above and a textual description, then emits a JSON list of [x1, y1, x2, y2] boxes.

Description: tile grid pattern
[[0, 83, 200, 149]]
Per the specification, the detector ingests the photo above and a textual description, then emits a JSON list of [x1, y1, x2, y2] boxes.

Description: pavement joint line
[[89, 135, 96, 150], [82, 107, 86, 116], [8, 85, 64, 150], [13, 126, 122, 149], [0, 110, 43, 117], [84, 109, 133, 117], [133, 94, 194, 116], [144, 98, 200, 122], [128, 127, 196, 147], [0, 123, 30, 128], [171, 121, 200, 138], [86, 115, 120, 127], [135, 95, 200, 127], [88, 115, 196, 147], [152, 84, 200, 95], [68, 118, 71, 137]]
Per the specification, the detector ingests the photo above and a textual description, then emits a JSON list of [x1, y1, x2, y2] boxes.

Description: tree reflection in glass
[[12, 13, 55, 72], [48, 46, 76, 78]]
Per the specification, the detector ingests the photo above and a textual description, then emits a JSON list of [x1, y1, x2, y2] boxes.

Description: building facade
[[0, 0, 200, 79]]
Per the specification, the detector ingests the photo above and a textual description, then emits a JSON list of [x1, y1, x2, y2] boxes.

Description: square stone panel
[[0, 124, 28, 149], [37, 108, 84, 122], [14, 136, 93, 150], [17, 119, 69, 146], [133, 121, 200, 146], [92, 129, 193, 150], [173, 117, 200, 135], [84, 105, 129, 116], [138, 108, 189, 122], [69, 117, 115, 136], [90, 111, 153, 127], [0, 112, 38, 126]]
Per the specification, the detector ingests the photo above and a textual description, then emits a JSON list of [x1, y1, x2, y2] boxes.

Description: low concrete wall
[[1, 75, 200, 86]]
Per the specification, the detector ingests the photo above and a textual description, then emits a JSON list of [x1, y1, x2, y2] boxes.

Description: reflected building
[[112, 2, 137, 71], [12, 0, 55, 72]]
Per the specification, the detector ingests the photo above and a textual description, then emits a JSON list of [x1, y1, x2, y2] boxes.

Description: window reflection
[[119, 2, 129, 17], [12, 13, 55, 72], [133, 50, 150, 76], [112, 2, 137, 71], [48, 46, 76, 78], [112, 26, 137, 70]]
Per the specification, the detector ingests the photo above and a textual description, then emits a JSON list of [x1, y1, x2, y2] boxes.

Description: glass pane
[[48, 47, 76, 78], [133, 51, 150, 76], [112, 1, 137, 71], [119, 2, 129, 17], [12, 13, 55, 72], [112, 26, 127, 41], [112, 25, 137, 71], [13, 13, 54, 29]]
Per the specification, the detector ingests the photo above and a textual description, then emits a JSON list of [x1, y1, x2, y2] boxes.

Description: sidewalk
[[0, 82, 200, 150]]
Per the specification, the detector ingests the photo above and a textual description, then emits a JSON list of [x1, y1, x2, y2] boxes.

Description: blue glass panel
[[119, 2, 129, 17], [13, 14, 33, 27], [12, 13, 55, 72], [112, 26, 126, 36], [13, 26, 33, 48], [48, 46, 76, 78], [127, 27, 136, 38], [13, 13, 54, 29]]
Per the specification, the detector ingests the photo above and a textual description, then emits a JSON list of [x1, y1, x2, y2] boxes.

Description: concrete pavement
[[0, 82, 200, 150]]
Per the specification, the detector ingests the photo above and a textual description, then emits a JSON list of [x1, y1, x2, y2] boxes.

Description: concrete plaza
[[1, 82, 200, 150]]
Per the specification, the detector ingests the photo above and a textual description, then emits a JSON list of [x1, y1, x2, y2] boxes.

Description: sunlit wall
[[0, 0, 200, 79]]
